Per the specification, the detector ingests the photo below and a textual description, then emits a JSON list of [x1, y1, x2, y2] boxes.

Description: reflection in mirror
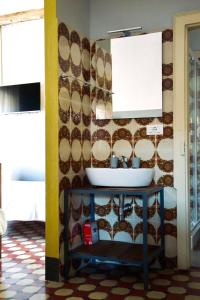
[[95, 32, 162, 119]]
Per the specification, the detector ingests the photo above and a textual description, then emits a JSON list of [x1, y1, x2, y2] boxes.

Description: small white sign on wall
[[146, 124, 163, 135]]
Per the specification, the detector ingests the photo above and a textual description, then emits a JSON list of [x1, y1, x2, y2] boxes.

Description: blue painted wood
[[142, 194, 149, 289], [90, 193, 95, 222], [159, 188, 166, 268]]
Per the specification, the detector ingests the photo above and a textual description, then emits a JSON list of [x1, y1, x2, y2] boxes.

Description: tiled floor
[[1, 221, 200, 299], [191, 240, 200, 267]]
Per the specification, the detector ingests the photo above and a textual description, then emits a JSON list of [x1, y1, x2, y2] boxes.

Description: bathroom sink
[[86, 168, 154, 187]]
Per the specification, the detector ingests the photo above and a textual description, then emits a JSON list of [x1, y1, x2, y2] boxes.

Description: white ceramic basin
[[86, 168, 154, 187]]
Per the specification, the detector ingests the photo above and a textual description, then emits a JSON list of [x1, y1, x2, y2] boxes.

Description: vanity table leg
[[64, 190, 70, 279], [119, 194, 125, 221], [142, 195, 149, 290], [90, 193, 95, 222], [159, 189, 166, 268], [90, 193, 96, 265]]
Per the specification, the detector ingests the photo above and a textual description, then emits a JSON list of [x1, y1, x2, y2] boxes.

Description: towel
[[0, 209, 7, 235]]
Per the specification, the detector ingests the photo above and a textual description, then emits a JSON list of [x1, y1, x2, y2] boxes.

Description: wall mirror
[[96, 32, 162, 119]]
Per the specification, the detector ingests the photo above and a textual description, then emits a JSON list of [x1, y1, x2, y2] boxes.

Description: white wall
[[89, 0, 200, 39], [56, 0, 200, 39], [56, 0, 90, 36]]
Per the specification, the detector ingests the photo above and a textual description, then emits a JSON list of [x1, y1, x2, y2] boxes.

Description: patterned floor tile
[[1, 221, 200, 299]]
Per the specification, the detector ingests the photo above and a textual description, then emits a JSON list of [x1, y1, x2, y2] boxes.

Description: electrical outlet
[[146, 124, 163, 135]]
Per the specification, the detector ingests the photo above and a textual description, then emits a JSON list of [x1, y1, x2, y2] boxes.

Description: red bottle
[[83, 221, 99, 245]]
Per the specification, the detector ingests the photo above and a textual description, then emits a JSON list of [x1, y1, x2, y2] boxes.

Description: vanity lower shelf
[[70, 240, 162, 267], [64, 185, 165, 290]]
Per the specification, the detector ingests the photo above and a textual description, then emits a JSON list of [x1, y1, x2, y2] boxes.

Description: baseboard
[[45, 256, 60, 281]]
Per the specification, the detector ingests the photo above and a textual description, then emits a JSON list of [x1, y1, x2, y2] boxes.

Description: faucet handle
[[111, 150, 116, 157], [119, 155, 128, 162]]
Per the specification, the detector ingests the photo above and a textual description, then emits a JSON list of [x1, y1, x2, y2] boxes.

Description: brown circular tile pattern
[[59, 125, 70, 141], [134, 222, 156, 242], [92, 129, 111, 144], [162, 29, 173, 42], [71, 127, 81, 141], [59, 161, 70, 175], [164, 208, 177, 221], [113, 221, 133, 239], [82, 37, 90, 82], [59, 176, 70, 194], [135, 117, 154, 126], [58, 23, 70, 72], [162, 63, 173, 76], [162, 78, 173, 91], [157, 223, 177, 241], [92, 158, 110, 168], [96, 203, 111, 217], [134, 128, 155, 144], [97, 219, 112, 236], [157, 159, 173, 173], [93, 118, 111, 127], [72, 175, 82, 188], [134, 201, 156, 219], [113, 119, 132, 126], [82, 128, 91, 141], [157, 174, 173, 187], [112, 128, 132, 143], [158, 112, 173, 124]]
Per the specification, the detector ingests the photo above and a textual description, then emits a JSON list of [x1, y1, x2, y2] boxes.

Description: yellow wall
[[44, 0, 59, 258]]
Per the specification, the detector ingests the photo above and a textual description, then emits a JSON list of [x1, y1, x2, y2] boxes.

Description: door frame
[[174, 10, 200, 269]]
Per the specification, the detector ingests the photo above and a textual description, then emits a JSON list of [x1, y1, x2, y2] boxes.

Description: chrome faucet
[[110, 152, 128, 168], [119, 156, 128, 168]]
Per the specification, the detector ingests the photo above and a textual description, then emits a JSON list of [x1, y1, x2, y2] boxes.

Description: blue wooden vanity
[[64, 185, 165, 289]]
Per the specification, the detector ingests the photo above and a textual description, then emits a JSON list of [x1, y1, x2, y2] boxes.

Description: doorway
[[174, 11, 200, 269], [0, 0, 45, 269], [188, 26, 200, 266]]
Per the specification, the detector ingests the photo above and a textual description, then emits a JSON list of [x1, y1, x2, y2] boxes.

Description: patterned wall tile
[[58, 22, 177, 279], [91, 28, 176, 267], [58, 23, 70, 74], [58, 22, 93, 279]]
